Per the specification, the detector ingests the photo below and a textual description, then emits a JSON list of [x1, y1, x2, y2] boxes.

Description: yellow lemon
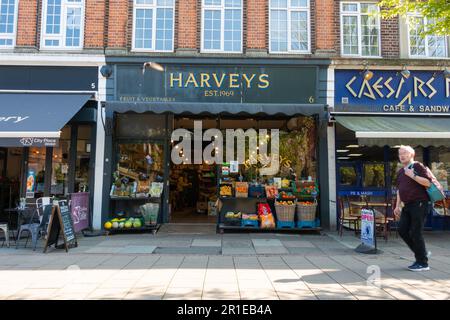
[[104, 222, 112, 229]]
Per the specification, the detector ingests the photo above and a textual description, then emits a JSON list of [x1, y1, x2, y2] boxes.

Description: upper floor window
[[340, 2, 380, 57], [41, 0, 85, 49], [408, 15, 448, 58], [0, 0, 18, 48], [201, 0, 242, 53], [132, 0, 174, 52], [269, 0, 310, 53]]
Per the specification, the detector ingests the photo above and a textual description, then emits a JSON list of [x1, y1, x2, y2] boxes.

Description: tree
[[378, 0, 450, 36]]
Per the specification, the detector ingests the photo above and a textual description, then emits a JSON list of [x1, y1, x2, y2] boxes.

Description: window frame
[[0, 0, 19, 49], [407, 13, 449, 59], [340, 1, 381, 58], [40, 0, 85, 50], [200, 0, 243, 54], [131, 0, 175, 53], [268, 0, 311, 54]]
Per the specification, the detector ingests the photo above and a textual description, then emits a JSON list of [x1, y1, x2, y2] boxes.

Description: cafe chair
[[0, 223, 9, 248], [338, 196, 360, 237], [16, 205, 52, 251]]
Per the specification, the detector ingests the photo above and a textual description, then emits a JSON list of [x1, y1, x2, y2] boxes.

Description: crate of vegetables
[[291, 181, 319, 197], [241, 213, 259, 227], [223, 211, 242, 226], [235, 182, 249, 198]]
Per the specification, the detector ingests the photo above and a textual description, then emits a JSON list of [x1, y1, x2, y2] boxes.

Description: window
[[408, 15, 448, 58], [132, 0, 174, 52], [340, 2, 380, 57], [0, 0, 18, 48], [269, 0, 310, 53], [202, 0, 242, 53], [41, 0, 85, 49]]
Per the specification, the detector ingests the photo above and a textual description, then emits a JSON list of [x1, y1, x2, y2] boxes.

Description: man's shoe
[[408, 263, 430, 272]]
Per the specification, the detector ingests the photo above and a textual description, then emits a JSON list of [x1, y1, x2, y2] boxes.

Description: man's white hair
[[398, 145, 415, 157]]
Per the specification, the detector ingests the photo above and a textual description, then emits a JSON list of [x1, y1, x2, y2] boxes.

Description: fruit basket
[[275, 200, 296, 222], [235, 182, 248, 198], [296, 200, 317, 222]]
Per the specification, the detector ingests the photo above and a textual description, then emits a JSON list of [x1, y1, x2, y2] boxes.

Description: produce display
[[265, 185, 278, 199], [220, 184, 233, 196], [242, 213, 258, 220], [225, 211, 242, 219], [235, 182, 248, 197], [298, 201, 315, 206], [104, 217, 144, 230], [278, 191, 296, 200], [276, 200, 295, 206], [149, 182, 164, 197]]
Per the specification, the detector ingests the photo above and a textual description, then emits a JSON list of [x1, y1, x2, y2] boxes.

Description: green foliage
[[378, 0, 450, 36]]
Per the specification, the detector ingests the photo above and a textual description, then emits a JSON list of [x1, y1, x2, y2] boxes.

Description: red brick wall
[[177, 0, 198, 49], [315, 0, 336, 53], [381, 16, 400, 58], [107, 0, 130, 49], [85, 0, 106, 49], [246, 0, 267, 50], [16, 0, 39, 47]]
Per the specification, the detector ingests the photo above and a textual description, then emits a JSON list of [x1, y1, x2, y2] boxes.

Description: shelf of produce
[[217, 224, 321, 234], [110, 197, 162, 201], [106, 224, 160, 235]]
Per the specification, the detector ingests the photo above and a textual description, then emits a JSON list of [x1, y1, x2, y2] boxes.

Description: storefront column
[[92, 102, 106, 230], [327, 124, 337, 230], [43, 147, 53, 197], [68, 125, 78, 194]]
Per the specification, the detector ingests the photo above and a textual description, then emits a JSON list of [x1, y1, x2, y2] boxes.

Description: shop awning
[[335, 116, 450, 147], [106, 101, 326, 117], [0, 93, 92, 147]]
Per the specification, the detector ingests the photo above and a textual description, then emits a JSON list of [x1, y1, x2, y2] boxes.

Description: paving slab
[[192, 239, 222, 247], [154, 246, 221, 255], [118, 246, 157, 254]]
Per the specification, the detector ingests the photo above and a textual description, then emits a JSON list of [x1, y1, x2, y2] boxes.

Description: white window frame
[[268, 0, 311, 54], [40, 0, 85, 50], [0, 0, 19, 49], [201, 0, 243, 54], [340, 1, 381, 58], [407, 14, 449, 59], [131, 0, 175, 52]]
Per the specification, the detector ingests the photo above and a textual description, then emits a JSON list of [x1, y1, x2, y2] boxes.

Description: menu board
[[43, 200, 78, 253]]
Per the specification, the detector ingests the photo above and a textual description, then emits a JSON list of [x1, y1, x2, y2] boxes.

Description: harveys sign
[[116, 65, 317, 104], [335, 70, 450, 114]]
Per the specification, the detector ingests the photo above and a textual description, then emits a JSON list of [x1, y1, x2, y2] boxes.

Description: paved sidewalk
[[1, 230, 449, 300]]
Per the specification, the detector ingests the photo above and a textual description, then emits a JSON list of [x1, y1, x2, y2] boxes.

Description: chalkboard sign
[[44, 200, 78, 253]]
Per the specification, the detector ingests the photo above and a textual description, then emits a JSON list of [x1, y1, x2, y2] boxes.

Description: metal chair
[[16, 204, 52, 251], [338, 196, 360, 237], [0, 223, 9, 248]]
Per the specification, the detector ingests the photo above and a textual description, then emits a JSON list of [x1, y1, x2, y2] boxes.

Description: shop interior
[[336, 123, 450, 230], [168, 115, 318, 224]]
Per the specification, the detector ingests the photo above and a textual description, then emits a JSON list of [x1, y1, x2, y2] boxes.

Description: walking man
[[394, 145, 432, 271]]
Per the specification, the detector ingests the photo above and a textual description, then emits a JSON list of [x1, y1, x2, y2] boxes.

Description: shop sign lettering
[[0, 116, 29, 123], [335, 70, 450, 114]]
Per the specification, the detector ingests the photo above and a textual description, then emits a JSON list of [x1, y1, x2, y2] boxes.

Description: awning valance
[[106, 101, 326, 117], [0, 93, 92, 147], [335, 116, 450, 147]]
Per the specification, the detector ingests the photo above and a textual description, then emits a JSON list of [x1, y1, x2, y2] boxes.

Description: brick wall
[[381, 16, 400, 58], [107, 0, 130, 49], [315, 0, 336, 54], [177, 0, 198, 49], [85, 0, 106, 49], [246, 0, 267, 50], [16, 0, 39, 48]]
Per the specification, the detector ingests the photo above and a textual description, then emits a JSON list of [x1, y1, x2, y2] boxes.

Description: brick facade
[[16, 0, 39, 48], [7, 0, 411, 60]]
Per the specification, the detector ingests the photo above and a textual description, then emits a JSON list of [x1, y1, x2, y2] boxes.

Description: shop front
[[0, 66, 99, 229], [333, 68, 450, 230], [102, 60, 332, 232]]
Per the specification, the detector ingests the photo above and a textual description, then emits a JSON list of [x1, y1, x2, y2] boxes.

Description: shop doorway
[[0, 148, 22, 213]]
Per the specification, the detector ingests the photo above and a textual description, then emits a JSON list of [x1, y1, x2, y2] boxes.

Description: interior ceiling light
[[336, 149, 349, 153], [348, 154, 363, 157], [346, 144, 360, 148], [337, 157, 350, 160]]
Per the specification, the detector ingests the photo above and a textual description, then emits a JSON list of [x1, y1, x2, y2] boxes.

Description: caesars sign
[[335, 70, 450, 114], [116, 65, 317, 104]]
